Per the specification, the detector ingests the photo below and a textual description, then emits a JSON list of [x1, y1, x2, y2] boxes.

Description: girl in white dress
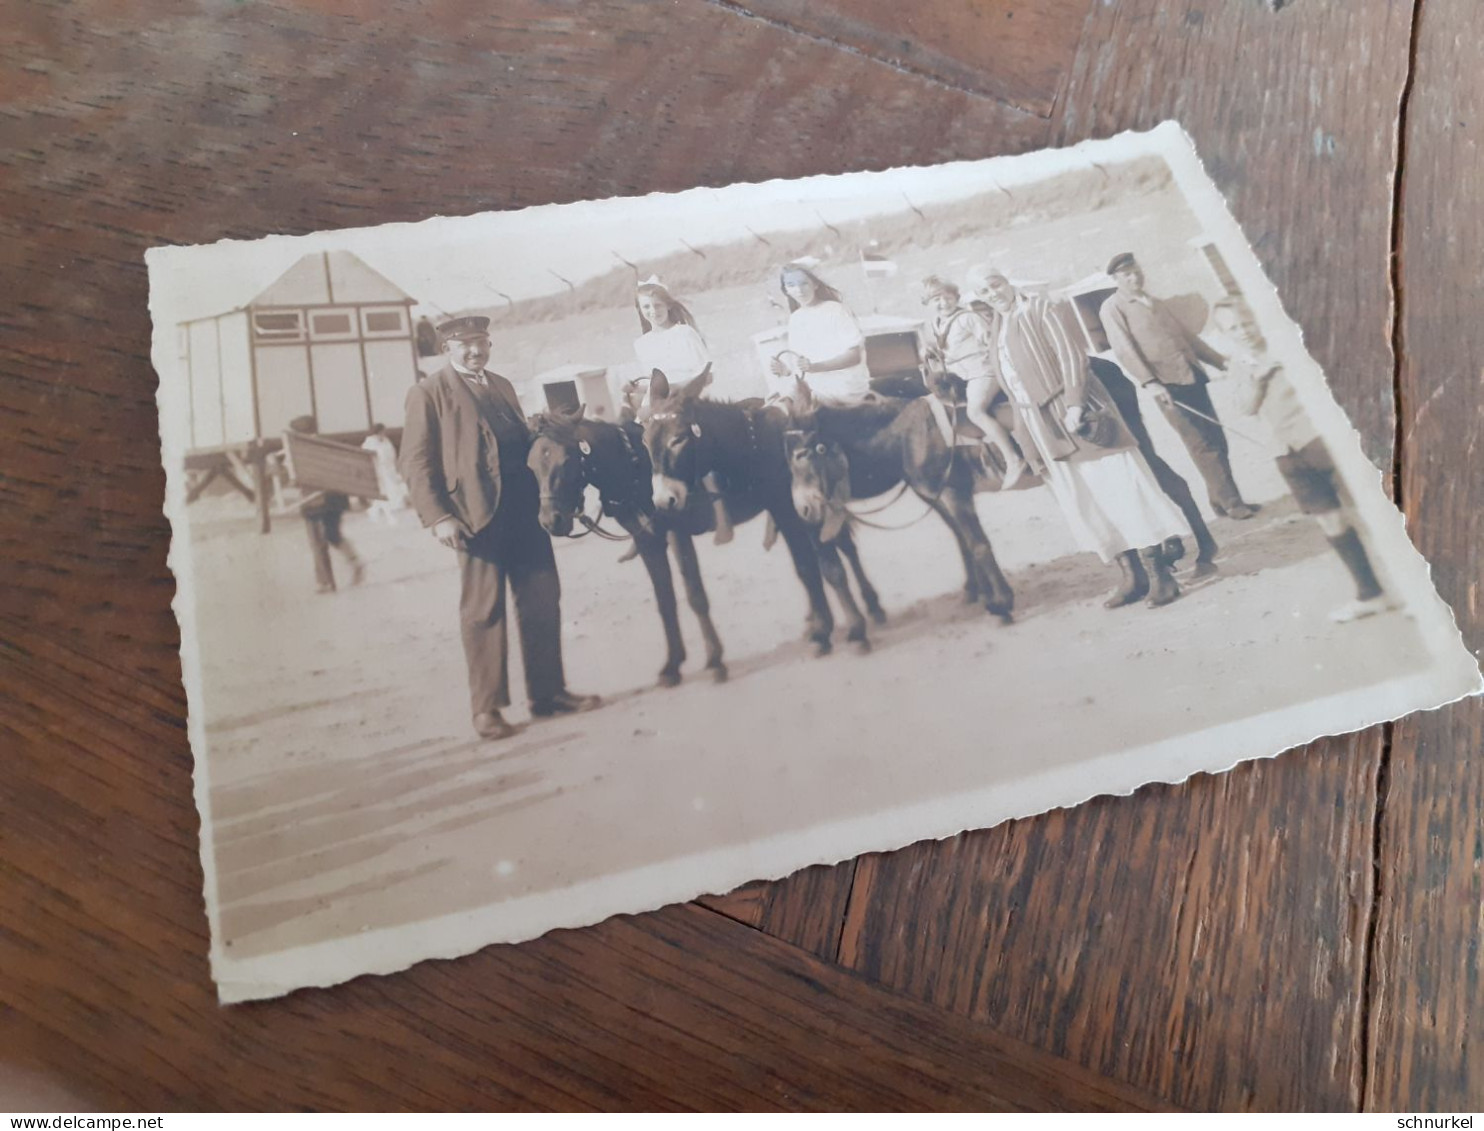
[[768, 265, 873, 401], [629, 279, 733, 543], [634, 281, 710, 391]]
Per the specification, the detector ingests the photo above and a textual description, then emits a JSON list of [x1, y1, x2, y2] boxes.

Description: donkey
[[527, 406, 727, 687], [644, 369, 874, 656], [783, 379, 1017, 622]]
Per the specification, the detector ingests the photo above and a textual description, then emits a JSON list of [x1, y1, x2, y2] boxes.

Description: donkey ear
[[680, 365, 713, 401], [575, 402, 587, 421], [649, 369, 671, 402]]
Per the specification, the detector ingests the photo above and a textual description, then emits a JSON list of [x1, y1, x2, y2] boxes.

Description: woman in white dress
[[972, 269, 1191, 608], [628, 279, 733, 543], [767, 264, 873, 401]]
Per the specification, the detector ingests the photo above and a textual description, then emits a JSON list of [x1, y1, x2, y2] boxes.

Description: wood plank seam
[[829, 858, 862, 962], [1359, 722, 1396, 1112], [1388, 0, 1425, 511], [1361, 0, 1423, 1110], [697, 0, 1053, 118]]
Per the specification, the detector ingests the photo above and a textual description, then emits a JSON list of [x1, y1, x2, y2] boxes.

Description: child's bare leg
[[702, 471, 734, 545], [965, 399, 1027, 488]]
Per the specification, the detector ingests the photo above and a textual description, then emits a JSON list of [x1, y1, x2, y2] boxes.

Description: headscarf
[[963, 265, 1009, 303]]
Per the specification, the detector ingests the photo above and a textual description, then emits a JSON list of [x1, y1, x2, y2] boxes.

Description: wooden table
[[3, 0, 1479, 1111]]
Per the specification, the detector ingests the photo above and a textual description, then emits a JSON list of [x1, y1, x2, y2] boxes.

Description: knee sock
[[1326, 527, 1383, 600]]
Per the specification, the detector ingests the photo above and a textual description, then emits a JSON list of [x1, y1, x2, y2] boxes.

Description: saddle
[[925, 394, 988, 448]]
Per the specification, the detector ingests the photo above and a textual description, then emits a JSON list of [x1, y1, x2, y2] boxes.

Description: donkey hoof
[[708, 662, 729, 684], [850, 636, 872, 655], [812, 638, 834, 658], [657, 670, 682, 688], [867, 605, 888, 626], [962, 587, 981, 605]]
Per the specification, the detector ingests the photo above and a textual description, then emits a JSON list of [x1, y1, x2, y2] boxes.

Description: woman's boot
[[1104, 549, 1149, 608], [1140, 545, 1182, 607]]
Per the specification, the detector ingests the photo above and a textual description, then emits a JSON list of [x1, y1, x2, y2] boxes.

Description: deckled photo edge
[[146, 123, 1481, 1005]]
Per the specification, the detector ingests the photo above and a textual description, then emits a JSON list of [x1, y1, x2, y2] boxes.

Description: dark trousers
[[1092, 359, 1218, 561], [303, 508, 355, 590], [1158, 379, 1248, 513], [457, 471, 566, 717]]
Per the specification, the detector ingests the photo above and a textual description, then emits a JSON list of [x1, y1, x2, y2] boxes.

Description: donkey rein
[[841, 440, 957, 533]]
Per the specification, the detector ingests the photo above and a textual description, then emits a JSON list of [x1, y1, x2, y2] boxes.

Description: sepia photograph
[[147, 122, 1480, 1003]]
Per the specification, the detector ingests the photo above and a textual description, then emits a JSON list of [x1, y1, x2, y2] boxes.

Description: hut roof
[[252, 251, 414, 308]]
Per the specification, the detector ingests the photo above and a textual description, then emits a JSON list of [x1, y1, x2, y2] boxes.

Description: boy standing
[[1211, 300, 1395, 622]]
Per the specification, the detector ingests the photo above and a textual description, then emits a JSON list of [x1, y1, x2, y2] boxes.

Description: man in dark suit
[[1100, 252, 1258, 520], [400, 316, 599, 740]]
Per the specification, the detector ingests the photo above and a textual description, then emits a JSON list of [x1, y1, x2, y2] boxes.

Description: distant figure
[[361, 423, 410, 524], [1100, 252, 1258, 521], [287, 415, 365, 595], [631, 277, 732, 545], [1213, 300, 1396, 623], [414, 316, 439, 358], [400, 315, 600, 741], [768, 263, 872, 402], [919, 274, 1027, 488]]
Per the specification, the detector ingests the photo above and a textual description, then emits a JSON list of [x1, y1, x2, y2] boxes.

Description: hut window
[[361, 307, 409, 337], [309, 309, 357, 340], [252, 310, 305, 341]]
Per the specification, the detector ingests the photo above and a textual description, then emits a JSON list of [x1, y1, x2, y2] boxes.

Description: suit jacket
[[400, 364, 526, 534], [1099, 291, 1226, 387]]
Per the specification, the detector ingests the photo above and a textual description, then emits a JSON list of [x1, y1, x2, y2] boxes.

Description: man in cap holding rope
[[401, 315, 599, 741], [1099, 252, 1259, 521]]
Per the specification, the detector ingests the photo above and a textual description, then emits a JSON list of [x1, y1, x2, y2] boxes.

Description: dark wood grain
[[0, 0, 1050, 1108], [835, 0, 1418, 1111], [1366, 0, 1484, 1109], [0, 0, 1056, 970], [709, 0, 1092, 114], [1, 623, 1170, 1111], [2, 0, 1478, 1113], [0, 0, 1051, 656], [698, 862, 857, 961]]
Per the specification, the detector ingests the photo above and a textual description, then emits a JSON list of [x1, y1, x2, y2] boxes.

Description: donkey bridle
[[539, 424, 645, 542]]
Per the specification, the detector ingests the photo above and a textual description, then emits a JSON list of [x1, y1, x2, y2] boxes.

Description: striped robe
[[994, 292, 1188, 561], [994, 292, 1135, 464]]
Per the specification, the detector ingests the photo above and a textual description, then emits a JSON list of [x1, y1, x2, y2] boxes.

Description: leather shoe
[[1224, 502, 1260, 521], [531, 690, 602, 718], [474, 711, 518, 741]]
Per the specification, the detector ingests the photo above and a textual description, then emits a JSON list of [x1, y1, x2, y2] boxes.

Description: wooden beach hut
[[176, 250, 420, 452], [176, 250, 421, 530], [530, 363, 618, 420]]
